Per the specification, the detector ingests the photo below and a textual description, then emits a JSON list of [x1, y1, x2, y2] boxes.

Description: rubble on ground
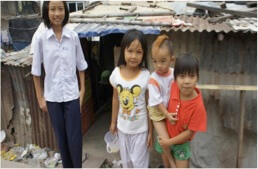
[[1, 141, 61, 168]]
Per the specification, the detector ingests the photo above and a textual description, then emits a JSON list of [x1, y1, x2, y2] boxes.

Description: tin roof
[[163, 15, 234, 33], [1, 45, 32, 67], [74, 23, 160, 37], [1, 1, 256, 67], [69, 1, 257, 33]]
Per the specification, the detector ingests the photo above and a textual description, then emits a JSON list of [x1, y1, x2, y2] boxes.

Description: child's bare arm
[[158, 129, 194, 148], [157, 102, 169, 116], [146, 91, 153, 148], [110, 87, 119, 134], [158, 103, 178, 124]]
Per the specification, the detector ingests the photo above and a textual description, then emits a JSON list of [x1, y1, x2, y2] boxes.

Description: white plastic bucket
[[104, 131, 119, 153]]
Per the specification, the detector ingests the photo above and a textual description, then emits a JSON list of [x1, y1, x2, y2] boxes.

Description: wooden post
[[236, 90, 246, 168]]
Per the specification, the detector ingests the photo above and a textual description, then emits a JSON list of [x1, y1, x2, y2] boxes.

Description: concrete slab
[[82, 155, 106, 168], [82, 109, 163, 168], [1, 159, 33, 168], [82, 111, 121, 163]]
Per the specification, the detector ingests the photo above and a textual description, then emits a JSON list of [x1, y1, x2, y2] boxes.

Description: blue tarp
[[73, 23, 160, 38]]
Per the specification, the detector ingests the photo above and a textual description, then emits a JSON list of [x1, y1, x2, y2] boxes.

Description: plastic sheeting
[[9, 17, 41, 42]]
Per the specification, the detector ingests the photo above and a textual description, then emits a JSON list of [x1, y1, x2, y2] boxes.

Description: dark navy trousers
[[47, 99, 82, 168]]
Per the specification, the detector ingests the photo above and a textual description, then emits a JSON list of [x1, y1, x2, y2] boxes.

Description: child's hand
[[157, 136, 170, 148], [109, 122, 117, 134], [147, 132, 153, 148], [166, 113, 178, 125]]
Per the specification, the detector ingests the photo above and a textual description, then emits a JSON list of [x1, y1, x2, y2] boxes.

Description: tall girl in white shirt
[[148, 35, 176, 168], [31, 1, 87, 168], [109, 29, 152, 168]]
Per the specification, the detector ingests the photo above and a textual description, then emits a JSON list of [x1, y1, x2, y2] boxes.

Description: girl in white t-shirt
[[109, 29, 152, 168], [148, 35, 176, 168]]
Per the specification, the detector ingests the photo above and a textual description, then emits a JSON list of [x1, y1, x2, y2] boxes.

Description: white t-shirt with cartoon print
[[148, 68, 174, 108], [109, 67, 150, 134]]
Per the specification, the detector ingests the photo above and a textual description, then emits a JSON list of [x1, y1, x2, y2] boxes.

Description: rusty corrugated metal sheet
[[1, 46, 32, 67], [6, 65, 33, 146], [1, 65, 14, 142], [1, 45, 94, 150], [1, 63, 58, 150], [69, 1, 256, 33], [23, 70, 58, 150], [159, 30, 257, 133]]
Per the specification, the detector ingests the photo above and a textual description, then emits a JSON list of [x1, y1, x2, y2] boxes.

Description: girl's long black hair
[[117, 29, 148, 69]]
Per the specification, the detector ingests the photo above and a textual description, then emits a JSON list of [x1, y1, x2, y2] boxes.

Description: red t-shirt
[[166, 82, 207, 140]]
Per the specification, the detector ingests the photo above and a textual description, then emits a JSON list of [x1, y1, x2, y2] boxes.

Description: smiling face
[[124, 39, 143, 69], [48, 1, 65, 27], [152, 46, 174, 75]]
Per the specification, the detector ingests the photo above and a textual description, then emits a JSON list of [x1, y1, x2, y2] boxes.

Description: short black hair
[[174, 53, 199, 80], [117, 29, 148, 69], [42, 1, 69, 28]]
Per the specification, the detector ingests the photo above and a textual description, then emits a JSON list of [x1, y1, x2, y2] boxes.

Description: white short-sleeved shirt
[[31, 27, 88, 102], [148, 68, 174, 107], [109, 67, 150, 134]]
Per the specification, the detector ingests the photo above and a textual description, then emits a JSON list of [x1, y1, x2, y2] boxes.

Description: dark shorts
[[155, 139, 191, 161]]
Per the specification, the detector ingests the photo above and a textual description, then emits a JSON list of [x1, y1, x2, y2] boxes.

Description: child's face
[[152, 47, 174, 75], [48, 1, 65, 27], [176, 73, 198, 100], [124, 39, 143, 69]]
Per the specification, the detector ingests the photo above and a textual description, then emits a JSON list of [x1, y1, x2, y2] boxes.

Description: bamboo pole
[[236, 91, 246, 168]]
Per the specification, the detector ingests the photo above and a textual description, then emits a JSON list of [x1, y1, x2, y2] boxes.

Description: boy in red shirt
[[157, 53, 207, 168]]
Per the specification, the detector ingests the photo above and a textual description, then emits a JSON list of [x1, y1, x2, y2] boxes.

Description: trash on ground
[[0, 130, 6, 143], [1, 142, 61, 168], [44, 156, 58, 168], [112, 159, 122, 168]]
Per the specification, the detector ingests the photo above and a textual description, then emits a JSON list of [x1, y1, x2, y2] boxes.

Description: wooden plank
[[208, 15, 236, 23], [82, 156, 106, 168], [246, 2, 257, 8], [187, 2, 257, 18], [197, 84, 257, 91], [70, 11, 175, 18], [70, 18, 171, 26], [236, 91, 245, 168]]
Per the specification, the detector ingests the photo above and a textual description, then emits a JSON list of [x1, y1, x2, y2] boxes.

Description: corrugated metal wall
[[1, 64, 58, 150], [148, 30, 257, 133], [146, 30, 257, 167], [1, 39, 95, 151], [1, 66, 15, 142], [1, 64, 95, 151], [168, 30, 257, 133]]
